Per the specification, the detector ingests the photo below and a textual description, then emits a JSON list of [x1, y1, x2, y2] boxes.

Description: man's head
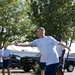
[[4, 41, 11, 49], [36, 27, 45, 38], [56, 34, 63, 42]]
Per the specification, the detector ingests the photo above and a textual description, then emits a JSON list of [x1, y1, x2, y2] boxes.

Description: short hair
[[38, 27, 45, 33], [38, 27, 45, 31], [57, 34, 63, 38]]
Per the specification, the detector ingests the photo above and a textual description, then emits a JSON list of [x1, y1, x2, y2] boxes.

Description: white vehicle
[[7, 45, 40, 57]]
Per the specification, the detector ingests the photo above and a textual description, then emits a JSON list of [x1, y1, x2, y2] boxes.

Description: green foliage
[[0, 0, 75, 47], [27, 0, 75, 41], [33, 64, 41, 75], [0, 0, 37, 46]]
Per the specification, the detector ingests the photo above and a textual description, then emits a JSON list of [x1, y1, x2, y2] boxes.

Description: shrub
[[33, 63, 41, 75]]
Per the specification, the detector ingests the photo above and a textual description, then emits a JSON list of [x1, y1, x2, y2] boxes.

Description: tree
[[0, 0, 37, 47], [27, 0, 75, 41]]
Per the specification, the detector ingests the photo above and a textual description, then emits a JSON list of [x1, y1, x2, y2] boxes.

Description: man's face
[[4, 46, 7, 49], [57, 36, 61, 41], [36, 29, 43, 37]]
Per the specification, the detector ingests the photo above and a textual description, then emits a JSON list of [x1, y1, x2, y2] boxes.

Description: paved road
[[64, 69, 75, 75], [0, 68, 75, 75]]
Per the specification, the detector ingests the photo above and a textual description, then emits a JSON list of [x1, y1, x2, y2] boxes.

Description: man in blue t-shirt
[[2, 42, 12, 75]]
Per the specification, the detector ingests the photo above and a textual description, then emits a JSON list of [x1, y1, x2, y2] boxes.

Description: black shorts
[[3, 59, 11, 68], [45, 63, 58, 75], [0, 62, 3, 69], [40, 62, 46, 70], [57, 57, 64, 69]]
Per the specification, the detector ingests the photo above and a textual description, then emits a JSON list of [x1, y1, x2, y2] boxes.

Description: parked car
[[10, 54, 21, 68], [21, 56, 75, 72], [21, 56, 40, 72], [64, 57, 75, 72]]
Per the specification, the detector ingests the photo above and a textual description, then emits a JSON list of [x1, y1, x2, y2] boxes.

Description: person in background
[[0, 49, 3, 73], [2, 42, 12, 75], [56, 34, 65, 75], [13, 27, 70, 75]]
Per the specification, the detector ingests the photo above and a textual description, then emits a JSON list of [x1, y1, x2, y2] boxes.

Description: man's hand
[[67, 47, 71, 51], [59, 59, 62, 64], [12, 40, 18, 46]]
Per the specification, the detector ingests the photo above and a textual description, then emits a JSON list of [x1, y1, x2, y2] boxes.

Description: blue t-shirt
[[3, 49, 12, 60]]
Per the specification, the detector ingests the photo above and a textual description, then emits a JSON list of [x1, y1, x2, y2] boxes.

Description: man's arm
[[58, 43, 70, 51], [13, 41, 33, 47], [5, 55, 12, 58], [61, 50, 65, 59], [0, 55, 2, 58], [16, 43, 33, 47], [59, 50, 65, 64]]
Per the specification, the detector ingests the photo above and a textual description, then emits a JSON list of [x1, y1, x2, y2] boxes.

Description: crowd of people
[[0, 27, 70, 75]]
